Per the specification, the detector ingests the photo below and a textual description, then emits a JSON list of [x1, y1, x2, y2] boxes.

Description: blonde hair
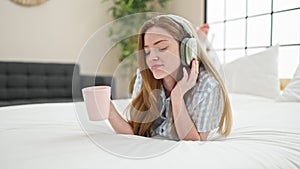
[[127, 15, 232, 137]]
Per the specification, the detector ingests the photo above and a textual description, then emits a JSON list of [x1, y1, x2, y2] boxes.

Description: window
[[205, 0, 300, 78]]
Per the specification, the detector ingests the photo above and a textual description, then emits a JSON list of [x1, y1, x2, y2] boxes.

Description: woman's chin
[[152, 71, 167, 79], [153, 74, 164, 79]]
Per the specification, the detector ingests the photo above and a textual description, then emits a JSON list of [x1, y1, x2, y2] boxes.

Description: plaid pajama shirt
[[131, 65, 224, 140]]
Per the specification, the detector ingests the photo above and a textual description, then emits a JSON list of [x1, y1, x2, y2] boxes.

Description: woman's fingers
[[188, 58, 198, 83], [190, 58, 198, 75], [176, 60, 199, 95], [182, 67, 188, 81], [190, 58, 195, 74], [195, 58, 199, 74]]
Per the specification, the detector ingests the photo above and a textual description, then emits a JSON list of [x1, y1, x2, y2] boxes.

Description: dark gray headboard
[[0, 61, 114, 107]]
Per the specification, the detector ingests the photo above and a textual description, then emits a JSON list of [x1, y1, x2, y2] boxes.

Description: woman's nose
[[149, 50, 159, 61]]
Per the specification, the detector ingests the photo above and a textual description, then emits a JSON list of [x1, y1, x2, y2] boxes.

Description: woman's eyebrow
[[144, 39, 168, 48]]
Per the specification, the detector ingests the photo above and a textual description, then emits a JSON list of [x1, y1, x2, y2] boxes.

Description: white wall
[[167, 0, 204, 26], [0, 0, 119, 75], [0, 0, 204, 75], [0, 0, 205, 98]]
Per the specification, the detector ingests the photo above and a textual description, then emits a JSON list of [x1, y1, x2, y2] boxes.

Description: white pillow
[[277, 65, 300, 102], [222, 45, 280, 99]]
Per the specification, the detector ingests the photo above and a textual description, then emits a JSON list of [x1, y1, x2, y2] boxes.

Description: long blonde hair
[[127, 15, 232, 137]]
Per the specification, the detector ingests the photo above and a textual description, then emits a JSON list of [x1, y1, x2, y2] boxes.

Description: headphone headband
[[157, 14, 198, 67], [165, 14, 194, 38]]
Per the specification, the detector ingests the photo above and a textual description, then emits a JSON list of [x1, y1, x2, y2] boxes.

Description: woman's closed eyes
[[144, 46, 168, 56]]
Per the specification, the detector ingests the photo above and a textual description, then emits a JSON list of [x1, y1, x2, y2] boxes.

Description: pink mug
[[82, 86, 111, 121]]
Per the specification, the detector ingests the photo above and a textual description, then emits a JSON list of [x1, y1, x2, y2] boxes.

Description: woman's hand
[[172, 58, 199, 96], [170, 58, 202, 141]]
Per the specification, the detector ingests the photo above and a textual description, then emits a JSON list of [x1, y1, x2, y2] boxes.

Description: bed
[[1, 44, 300, 168], [1, 93, 299, 169]]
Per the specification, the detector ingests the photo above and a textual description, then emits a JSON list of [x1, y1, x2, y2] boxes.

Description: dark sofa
[[0, 61, 114, 107]]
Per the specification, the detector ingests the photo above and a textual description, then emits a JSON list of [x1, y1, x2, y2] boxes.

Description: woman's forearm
[[108, 102, 134, 135], [171, 90, 201, 141]]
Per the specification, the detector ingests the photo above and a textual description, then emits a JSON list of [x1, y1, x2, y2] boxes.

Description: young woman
[[108, 14, 232, 141]]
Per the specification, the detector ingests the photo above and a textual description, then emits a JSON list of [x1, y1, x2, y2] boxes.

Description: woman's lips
[[150, 64, 163, 70]]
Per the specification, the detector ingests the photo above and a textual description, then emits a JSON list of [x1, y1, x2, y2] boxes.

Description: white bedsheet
[[0, 94, 299, 169]]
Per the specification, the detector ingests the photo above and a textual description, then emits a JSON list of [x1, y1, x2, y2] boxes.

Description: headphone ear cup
[[180, 38, 189, 67], [185, 38, 198, 66]]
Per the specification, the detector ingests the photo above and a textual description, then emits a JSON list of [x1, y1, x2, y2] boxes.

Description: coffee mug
[[82, 86, 111, 121]]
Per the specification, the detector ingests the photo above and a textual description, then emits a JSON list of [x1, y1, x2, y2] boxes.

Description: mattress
[[0, 94, 299, 169]]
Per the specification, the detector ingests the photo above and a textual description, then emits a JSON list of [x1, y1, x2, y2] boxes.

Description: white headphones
[[165, 14, 198, 67]]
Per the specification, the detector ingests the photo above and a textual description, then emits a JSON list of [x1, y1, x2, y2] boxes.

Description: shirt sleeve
[[132, 68, 142, 99], [191, 84, 224, 132]]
